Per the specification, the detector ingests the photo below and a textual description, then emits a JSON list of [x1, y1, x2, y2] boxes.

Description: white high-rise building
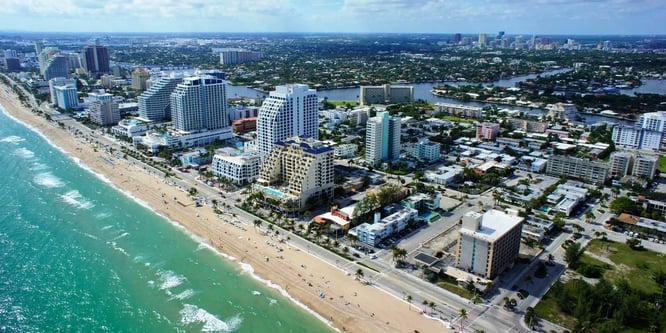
[[365, 111, 401, 166], [170, 76, 228, 132], [53, 85, 78, 111], [612, 111, 666, 150], [138, 75, 183, 121], [49, 77, 77, 104], [639, 111, 666, 133], [255, 84, 318, 158], [633, 155, 658, 180], [88, 90, 118, 126]]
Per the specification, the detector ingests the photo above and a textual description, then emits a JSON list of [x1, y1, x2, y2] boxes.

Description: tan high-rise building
[[455, 210, 523, 279], [132, 68, 150, 91], [256, 137, 334, 211]]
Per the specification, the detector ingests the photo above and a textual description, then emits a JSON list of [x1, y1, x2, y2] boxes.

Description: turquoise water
[[0, 108, 335, 333], [263, 187, 285, 198]]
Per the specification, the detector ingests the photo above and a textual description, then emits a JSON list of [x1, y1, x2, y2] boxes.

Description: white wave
[[170, 289, 195, 301], [0, 135, 25, 144], [107, 241, 129, 256], [96, 213, 112, 220], [30, 162, 48, 171], [33, 172, 65, 188], [268, 298, 277, 306], [112, 232, 129, 241], [60, 190, 94, 209], [179, 304, 242, 332], [100, 224, 113, 230], [158, 270, 186, 290], [252, 291, 261, 296], [14, 147, 34, 158]]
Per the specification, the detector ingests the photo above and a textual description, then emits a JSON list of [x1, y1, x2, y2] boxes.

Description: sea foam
[[0, 135, 25, 144], [60, 190, 94, 209], [14, 147, 34, 158], [179, 304, 242, 332], [34, 172, 65, 188], [157, 270, 186, 290]]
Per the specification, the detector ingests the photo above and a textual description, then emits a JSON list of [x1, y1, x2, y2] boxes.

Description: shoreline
[[0, 83, 450, 333]]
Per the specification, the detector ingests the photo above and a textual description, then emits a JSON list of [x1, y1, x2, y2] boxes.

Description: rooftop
[[460, 210, 523, 242]]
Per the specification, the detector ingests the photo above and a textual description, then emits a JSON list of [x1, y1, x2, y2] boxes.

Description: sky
[[0, 0, 664, 35]]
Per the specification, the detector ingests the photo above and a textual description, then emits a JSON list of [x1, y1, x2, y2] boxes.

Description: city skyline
[[0, 0, 664, 35]]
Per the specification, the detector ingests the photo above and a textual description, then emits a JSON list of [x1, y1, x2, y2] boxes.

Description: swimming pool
[[263, 187, 285, 198]]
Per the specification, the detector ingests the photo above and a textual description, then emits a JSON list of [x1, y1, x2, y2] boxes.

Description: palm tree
[[458, 308, 468, 332], [406, 294, 412, 310], [355, 268, 364, 281], [524, 306, 537, 328], [429, 301, 436, 314], [422, 300, 429, 314], [253, 219, 262, 232]]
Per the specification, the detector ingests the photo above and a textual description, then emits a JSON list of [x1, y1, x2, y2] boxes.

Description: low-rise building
[[434, 102, 483, 118], [547, 183, 588, 216], [111, 119, 150, 137], [546, 155, 609, 184], [425, 165, 464, 185], [412, 138, 441, 162], [348, 205, 418, 246], [211, 148, 262, 185], [476, 122, 500, 141], [334, 143, 358, 158]]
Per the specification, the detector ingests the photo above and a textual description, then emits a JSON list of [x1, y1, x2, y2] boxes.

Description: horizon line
[[2, 30, 666, 37]]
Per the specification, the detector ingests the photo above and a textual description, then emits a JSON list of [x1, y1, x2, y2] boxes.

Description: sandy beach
[[0, 83, 452, 333]]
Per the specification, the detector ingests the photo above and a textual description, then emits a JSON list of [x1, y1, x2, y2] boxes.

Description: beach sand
[[0, 84, 451, 333]]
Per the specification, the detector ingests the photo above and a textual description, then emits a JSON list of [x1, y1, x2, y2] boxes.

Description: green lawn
[[658, 155, 666, 173], [535, 239, 666, 329], [585, 239, 666, 294], [328, 100, 358, 107], [534, 293, 577, 330]]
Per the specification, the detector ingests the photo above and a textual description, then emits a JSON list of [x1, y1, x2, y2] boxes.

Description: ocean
[[0, 107, 335, 333]]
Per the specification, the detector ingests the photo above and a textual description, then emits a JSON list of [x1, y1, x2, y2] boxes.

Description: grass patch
[[437, 281, 474, 299], [585, 239, 666, 294], [440, 115, 474, 123], [658, 155, 666, 173], [328, 100, 358, 107], [534, 292, 577, 330]]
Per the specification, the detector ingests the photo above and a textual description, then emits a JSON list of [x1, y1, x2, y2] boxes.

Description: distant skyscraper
[[81, 44, 110, 78], [131, 68, 150, 91], [255, 84, 318, 157], [3, 57, 20, 72], [478, 33, 487, 46], [4, 49, 17, 58], [453, 33, 462, 44], [43, 55, 69, 80], [218, 48, 262, 65], [497, 31, 505, 40], [170, 76, 229, 132], [34, 42, 44, 55], [138, 75, 182, 121], [365, 111, 401, 166]]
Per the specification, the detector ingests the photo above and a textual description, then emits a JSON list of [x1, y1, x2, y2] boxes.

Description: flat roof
[[460, 209, 523, 242]]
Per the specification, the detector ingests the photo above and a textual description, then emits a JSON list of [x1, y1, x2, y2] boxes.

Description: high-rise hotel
[[365, 111, 401, 166], [81, 42, 110, 78], [255, 84, 318, 158], [170, 76, 229, 132], [138, 75, 183, 121]]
